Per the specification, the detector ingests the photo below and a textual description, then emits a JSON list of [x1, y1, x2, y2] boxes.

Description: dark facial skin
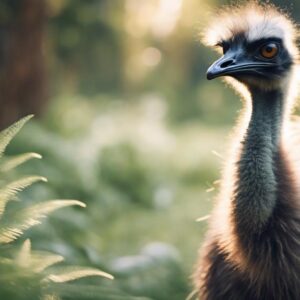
[[206, 35, 293, 82]]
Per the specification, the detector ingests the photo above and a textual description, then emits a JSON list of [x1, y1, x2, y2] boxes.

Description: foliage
[[4, 102, 221, 300], [98, 143, 157, 208], [0, 116, 155, 300], [45, 0, 242, 125]]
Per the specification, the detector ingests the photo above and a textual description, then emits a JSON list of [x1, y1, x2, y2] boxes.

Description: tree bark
[[0, 0, 47, 129]]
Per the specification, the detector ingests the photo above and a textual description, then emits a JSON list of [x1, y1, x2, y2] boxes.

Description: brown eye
[[260, 43, 278, 59]]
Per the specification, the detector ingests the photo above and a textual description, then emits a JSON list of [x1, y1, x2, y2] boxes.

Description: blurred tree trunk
[[0, 0, 47, 129]]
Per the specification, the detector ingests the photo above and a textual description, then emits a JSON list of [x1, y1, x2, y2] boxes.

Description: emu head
[[203, 3, 299, 91]]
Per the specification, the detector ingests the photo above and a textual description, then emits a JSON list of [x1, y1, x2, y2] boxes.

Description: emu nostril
[[220, 59, 235, 68]]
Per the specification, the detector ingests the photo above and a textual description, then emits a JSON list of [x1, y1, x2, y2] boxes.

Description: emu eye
[[260, 43, 278, 59]]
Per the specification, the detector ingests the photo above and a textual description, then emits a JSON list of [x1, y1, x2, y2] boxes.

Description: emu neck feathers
[[233, 88, 285, 233]]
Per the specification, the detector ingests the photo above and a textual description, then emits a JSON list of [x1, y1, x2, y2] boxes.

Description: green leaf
[[1, 152, 42, 172], [16, 239, 31, 267], [0, 115, 33, 159], [0, 176, 47, 218], [16, 239, 64, 272], [0, 200, 86, 243], [46, 266, 114, 283]]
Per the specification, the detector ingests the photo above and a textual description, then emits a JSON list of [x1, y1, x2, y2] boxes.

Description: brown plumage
[[194, 3, 300, 299]]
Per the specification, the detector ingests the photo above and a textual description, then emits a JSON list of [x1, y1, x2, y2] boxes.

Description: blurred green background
[[1, 0, 299, 299]]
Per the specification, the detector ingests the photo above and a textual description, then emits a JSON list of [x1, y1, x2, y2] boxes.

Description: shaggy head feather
[[203, 2, 299, 61]]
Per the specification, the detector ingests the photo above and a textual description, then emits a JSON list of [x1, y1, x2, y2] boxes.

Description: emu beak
[[206, 52, 273, 80]]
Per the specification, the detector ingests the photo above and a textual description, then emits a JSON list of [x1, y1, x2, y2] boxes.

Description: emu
[[194, 3, 300, 299]]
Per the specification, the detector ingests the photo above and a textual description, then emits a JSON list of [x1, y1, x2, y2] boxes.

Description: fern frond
[[0, 116, 129, 300], [46, 266, 114, 282], [16, 239, 31, 267], [16, 239, 64, 272], [30, 254, 64, 273], [0, 115, 33, 159], [0, 200, 85, 243], [1, 152, 42, 172], [0, 176, 47, 218]]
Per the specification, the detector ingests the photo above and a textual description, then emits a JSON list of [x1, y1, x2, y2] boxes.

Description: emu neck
[[234, 88, 285, 234], [249, 89, 284, 146]]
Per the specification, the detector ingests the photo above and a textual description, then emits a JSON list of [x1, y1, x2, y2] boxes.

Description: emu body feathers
[[195, 3, 300, 299]]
